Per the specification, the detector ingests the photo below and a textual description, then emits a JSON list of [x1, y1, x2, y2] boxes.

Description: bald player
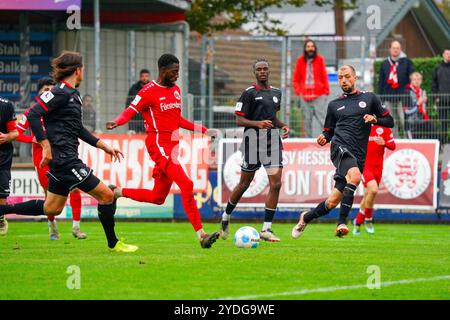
[[291, 65, 394, 239]]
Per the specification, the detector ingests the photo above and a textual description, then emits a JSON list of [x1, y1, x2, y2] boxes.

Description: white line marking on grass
[[217, 275, 450, 300]]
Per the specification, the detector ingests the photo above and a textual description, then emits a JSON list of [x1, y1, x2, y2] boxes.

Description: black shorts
[[47, 160, 100, 197], [330, 144, 363, 187], [240, 144, 283, 172], [0, 169, 11, 199]]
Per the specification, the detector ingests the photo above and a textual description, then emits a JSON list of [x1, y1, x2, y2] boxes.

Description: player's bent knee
[[326, 199, 339, 209], [367, 186, 378, 196], [45, 207, 63, 216], [153, 197, 167, 205], [97, 190, 115, 205], [270, 180, 282, 192]]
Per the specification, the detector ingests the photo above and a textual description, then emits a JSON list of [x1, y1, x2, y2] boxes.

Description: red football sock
[[70, 190, 82, 221], [355, 211, 365, 225], [122, 188, 168, 205], [364, 208, 373, 219]]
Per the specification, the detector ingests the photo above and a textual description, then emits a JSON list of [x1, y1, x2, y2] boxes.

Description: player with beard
[[106, 53, 220, 249], [0, 51, 137, 252], [291, 65, 394, 239], [292, 39, 329, 138], [220, 58, 289, 242]]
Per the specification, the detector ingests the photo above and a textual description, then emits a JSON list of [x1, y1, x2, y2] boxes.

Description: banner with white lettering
[[218, 139, 439, 210]]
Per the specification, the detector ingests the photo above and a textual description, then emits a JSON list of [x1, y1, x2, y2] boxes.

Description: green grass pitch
[[0, 221, 449, 300]]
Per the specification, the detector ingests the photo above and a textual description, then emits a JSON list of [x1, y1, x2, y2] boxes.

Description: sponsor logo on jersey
[[160, 102, 181, 112], [235, 102, 243, 111], [376, 127, 384, 135], [174, 90, 181, 100], [255, 97, 263, 100], [273, 96, 278, 103], [40, 91, 54, 103], [159, 97, 166, 101], [382, 149, 431, 199], [223, 151, 268, 198], [131, 95, 142, 106], [358, 101, 367, 108], [337, 105, 345, 111]]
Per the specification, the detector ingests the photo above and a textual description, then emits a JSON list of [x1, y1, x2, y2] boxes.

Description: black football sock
[[264, 207, 276, 222], [98, 202, 119, 248], [338, 183, 357, 225], [304, 201, 331, 223], [225, 201, 236, 215], [0, 200, 45, 216], [222, 201, 237, 221]]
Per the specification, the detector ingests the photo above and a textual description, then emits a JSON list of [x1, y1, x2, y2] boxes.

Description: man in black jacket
[[432, 49, 450, 145], [125, 69, 150, 133], [378, 41, 414, 138]]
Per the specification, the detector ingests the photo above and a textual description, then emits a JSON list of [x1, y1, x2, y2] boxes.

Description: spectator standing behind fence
[[404, 72, 429, 139], [432, 49, 450, 145], [82, 94, 96, 133], [125, 69, 151, 133], [292, 40, 329, 138], [379, 40, 414, 138]]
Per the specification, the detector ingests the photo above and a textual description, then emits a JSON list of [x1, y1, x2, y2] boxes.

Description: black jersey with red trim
[[0, 97, 17, 169], [322, 91, 394, 164], [235, 84, 282, 150], [27, 81, 99, 167]]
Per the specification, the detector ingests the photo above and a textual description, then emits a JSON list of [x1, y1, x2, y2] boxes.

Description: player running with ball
[[106, 53, 220, 249], [292, 65, 394, 239], [220, 58, 289, 242], [0, 51, 137, 252], [353, 125, 396, 235], [16, 77, 86, 241]]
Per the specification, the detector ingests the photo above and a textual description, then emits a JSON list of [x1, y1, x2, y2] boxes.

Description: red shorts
[[32, 144, 49, 190], [362, 166, 383, 187]]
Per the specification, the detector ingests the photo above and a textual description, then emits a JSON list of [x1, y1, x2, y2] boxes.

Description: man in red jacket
[[292, 39, 329, 138]]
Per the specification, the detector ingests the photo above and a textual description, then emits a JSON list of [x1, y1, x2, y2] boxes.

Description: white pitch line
[[217, 275, 450, 300]]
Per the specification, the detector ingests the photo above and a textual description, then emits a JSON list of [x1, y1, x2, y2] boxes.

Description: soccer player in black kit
[[0, 97, 18, 236], [292, 65, 394, 238], [0, 51, 137, 252], [220, 58, 289, 242]]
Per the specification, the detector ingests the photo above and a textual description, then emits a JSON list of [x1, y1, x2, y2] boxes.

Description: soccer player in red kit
[[15, 77, 86, 240], [106, 53, 220, 248], [353, 124, 396, 235]]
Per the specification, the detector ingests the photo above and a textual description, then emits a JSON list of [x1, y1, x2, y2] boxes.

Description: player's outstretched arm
[[106, 106, 138, 130], [179, 116, 207, 133], [96, 139, 124, 162], [0, 122, 18, 144], [79, 126, 100, 147]]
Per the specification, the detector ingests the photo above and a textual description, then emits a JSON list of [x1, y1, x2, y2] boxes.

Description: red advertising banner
[[79, 133, 210, 193], [218, 139, 439, 209]]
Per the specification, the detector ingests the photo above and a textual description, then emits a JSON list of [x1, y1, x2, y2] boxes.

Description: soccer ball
[[234, 226, 260, 248]]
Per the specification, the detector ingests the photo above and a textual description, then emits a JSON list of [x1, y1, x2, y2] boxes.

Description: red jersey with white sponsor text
[[365, 125, 395, 169], [129, 80, 182, 154]]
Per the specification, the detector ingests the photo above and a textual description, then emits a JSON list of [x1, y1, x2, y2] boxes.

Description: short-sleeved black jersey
[[28, 81, 99, 168], [235, 84, 282, 151], [0, 97, 17, 169], [323, 91, 394, 162]]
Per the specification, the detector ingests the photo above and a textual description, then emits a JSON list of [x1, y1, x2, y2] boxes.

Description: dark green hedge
[[373, 56, 443, 94]]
